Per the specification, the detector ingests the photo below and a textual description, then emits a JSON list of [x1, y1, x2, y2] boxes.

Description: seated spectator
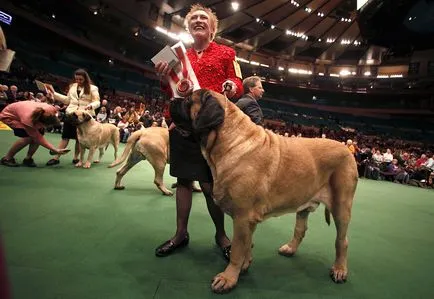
[[96, 106, 108, 123], [383, 149, 393, 163], [372, 150, 383, 164], [125, 106, 138, 124], [385, 159, 410, 184], [117, 115, 130, 143], [139, 110, 153, 128], [6, 85, 18, 103]]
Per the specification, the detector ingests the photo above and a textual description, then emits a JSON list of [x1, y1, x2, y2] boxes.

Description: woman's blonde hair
[[184, 4, 219, 41]]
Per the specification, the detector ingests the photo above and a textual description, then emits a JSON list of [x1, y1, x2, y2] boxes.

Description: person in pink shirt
[[0, 101, 70, 167]]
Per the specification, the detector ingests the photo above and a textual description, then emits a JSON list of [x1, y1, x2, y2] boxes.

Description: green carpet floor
[[0, 131, 433, 299]]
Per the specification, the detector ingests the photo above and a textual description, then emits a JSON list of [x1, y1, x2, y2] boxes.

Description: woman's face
[[188, 10, 212, 41], [75, 75, 85, 87]]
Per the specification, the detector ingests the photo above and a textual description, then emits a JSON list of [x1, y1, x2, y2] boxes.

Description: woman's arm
[[224, 48, 243, 99], [87, 86, 101, 110]]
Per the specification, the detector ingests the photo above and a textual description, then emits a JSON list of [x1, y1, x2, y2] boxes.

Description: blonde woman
[[154, 4, 243, 260]]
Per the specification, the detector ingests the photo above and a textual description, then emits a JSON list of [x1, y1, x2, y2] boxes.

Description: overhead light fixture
[[305, 7, 312, 13], [366, 59, 375, 65], [250, 61, 260, 65], [271, 25, 275, 29], [339, 70, 351, 76], [155, 26, 194, 44], [231, 2, 239, 11], [318, 38, 322, 42], [390, 74, 403, 78], [364, 71, 371, 76], [317, 12, 325, 17], [256, 18, 260, 22], [93, 11, 98, 15], [51, 14, 56, 19], [288, 68, 312, 75], [134, 31, 139, 37], [278, 66, 284, 71], [236, 57, 249, 63], [318, 72, 324, 76]]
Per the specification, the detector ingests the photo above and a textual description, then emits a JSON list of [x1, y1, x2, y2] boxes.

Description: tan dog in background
[[70, 110, 119, 168], [185, 89, 358, 293], [109, 127, 172, 196]]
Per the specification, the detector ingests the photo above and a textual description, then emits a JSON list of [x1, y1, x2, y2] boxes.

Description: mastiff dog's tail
[[108, 130, 142, 168]]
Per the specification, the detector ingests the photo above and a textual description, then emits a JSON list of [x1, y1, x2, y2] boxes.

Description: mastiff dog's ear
[[193, 89, 225, 134]]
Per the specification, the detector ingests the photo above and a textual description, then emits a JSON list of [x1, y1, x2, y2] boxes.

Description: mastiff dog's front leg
[[211, 217, 255, 293]]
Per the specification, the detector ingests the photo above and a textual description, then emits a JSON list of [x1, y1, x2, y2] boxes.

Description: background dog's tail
[[324, 207, 331, 226], [108, 130, 142, 168]]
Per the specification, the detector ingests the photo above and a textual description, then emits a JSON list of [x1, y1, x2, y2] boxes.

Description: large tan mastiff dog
[[183, 89, 358, 293], [70, 110, 119, 168], [108, 127, 172, 196]]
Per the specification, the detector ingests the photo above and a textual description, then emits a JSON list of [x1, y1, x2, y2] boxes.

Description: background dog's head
[[190, 89, 226, 134], [69, 110, 92, 126]]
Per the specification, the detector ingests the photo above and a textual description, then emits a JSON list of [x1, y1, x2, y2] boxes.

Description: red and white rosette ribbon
[[167, 42, 200, 98]]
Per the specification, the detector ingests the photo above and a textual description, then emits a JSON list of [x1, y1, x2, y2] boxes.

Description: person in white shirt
[[383, 149, 393, 163], [423, 155, 434, 171], [96, 106, 108, 123], [372, 150, 384, 164], [46, 69, 100, 166], [117, 115, 130, 143]]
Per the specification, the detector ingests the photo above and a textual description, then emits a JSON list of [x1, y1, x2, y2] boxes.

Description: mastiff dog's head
[[190, 89, 226, 139], [69, 110, 92, 126]]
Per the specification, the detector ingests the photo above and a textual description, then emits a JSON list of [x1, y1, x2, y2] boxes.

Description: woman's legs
[[171, 178, 193, 243], [4, 137, 32, 159], [25, 141, 39, 159], [199, 181, 231, 248]]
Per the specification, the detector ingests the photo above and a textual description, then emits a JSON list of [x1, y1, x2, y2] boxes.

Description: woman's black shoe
[[215, 236, 231, 262], [155, 233, 189, 257]]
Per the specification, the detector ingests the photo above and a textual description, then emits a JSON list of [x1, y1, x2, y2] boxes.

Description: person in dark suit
[[236, 76, 264, 125]]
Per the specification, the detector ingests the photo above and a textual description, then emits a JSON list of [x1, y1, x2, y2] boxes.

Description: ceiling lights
[[290, 1, 300, 7], [289, 68, 312, 75], [304, 7, 312, 13], [286, 30, 308, 40], [231, 2, 239, 11], [326, 38, 335, 43], [341, 18, 352, 22], [317, 12, 325, 17], [155, 26, 194, 44]]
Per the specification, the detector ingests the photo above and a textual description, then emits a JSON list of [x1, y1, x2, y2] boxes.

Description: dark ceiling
[[5, 0, 432, 68]]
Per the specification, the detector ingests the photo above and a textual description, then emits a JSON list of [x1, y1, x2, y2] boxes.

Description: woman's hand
[[45, 84, 55, 94], [50, 148, 71, 155], [46, 91, 54, 100], [222, 80, 237, 98], [155, 61, 170, 84]]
